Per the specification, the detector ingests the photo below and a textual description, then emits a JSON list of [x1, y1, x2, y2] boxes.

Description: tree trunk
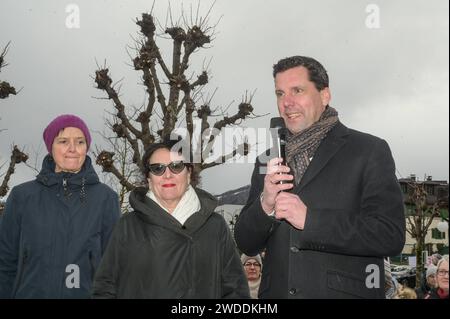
[[415, 238, 424, 288]]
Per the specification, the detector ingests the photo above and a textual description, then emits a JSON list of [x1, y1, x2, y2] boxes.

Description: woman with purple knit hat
[[0, 114, 121, 299]]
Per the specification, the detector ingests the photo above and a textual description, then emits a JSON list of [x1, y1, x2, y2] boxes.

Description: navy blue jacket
[[0, 155, 121, 298]]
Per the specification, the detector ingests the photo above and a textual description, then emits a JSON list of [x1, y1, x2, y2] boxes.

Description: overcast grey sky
[[1, 0, 448, 195]]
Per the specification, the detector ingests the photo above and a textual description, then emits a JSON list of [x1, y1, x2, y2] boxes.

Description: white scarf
[[248, 278, 261, 299], [147, 185, 201, 225]]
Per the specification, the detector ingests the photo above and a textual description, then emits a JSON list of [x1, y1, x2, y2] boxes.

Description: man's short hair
[[273, 56, 329, 91]]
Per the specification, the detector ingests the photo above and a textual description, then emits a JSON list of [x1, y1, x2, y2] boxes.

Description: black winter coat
[[0, 155, 121, 298], [235, 122, 406, 299], [92, 187, 250, 299]]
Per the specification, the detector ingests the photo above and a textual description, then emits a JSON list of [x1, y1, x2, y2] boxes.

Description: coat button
[[289, 288, 297, 295], [290, 246, 299, 253]]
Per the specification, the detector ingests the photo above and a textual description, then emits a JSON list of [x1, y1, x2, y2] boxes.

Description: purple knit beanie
[[43, 114, 91, 153]]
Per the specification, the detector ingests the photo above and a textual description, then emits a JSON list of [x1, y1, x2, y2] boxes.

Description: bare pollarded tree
[[0, 42, 28, 214], [93, 5, 259, 208]]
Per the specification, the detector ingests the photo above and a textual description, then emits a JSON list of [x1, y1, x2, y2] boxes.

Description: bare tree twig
[[95, 150, 135, 192], [201, 142, 249, 170], [0, 41, 17, 99], [0, 146, 29, 197]]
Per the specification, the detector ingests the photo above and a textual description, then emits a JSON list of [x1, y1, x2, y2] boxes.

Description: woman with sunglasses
[[92, 140, 250, 298]]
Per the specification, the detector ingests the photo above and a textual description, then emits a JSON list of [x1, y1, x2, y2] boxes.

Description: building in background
[[399, 175, 448, 258]]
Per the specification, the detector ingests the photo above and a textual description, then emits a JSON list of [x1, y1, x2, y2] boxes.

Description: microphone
[[270, 117, 289, 185]]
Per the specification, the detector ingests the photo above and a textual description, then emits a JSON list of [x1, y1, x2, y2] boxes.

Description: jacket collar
[[293, 121, 349, 193], [130, 187, 218, 236], [36, 154, 99, 187]]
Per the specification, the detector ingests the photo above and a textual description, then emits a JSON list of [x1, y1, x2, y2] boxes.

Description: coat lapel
[[294, 122, 350, 193]]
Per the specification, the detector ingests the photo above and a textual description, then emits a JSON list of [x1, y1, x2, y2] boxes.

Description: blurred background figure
[[431, 253, 443, 267], [416, 265, 437, 299], [384, 258, 397, 299], [241, 254, 262, 299], [394, 284, 417, 299]]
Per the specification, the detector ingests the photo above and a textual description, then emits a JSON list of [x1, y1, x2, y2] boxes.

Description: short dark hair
[[272, 56, 329, 91], [142, 139, 200, 186]]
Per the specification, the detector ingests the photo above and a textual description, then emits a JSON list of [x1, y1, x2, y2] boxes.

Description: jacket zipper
[[62, 178, 69, 197], [12, 248, 29, 298]]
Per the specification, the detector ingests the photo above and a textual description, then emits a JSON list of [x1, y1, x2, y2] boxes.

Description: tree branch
[[207, 100, 254, 147], [190, 71, 208, 90], [94, 68, 143, 140], [184, 93, 196, 141], [136, 13, 171, 79], [149, 64, 167, 115], [424, 203, 440, 233], [95, 150, 135, 192], [0, 41, 11, 72], [136, 67, 156, 149], [0, 41, 17, 99], [200, 142, 249, 170], [110, 123, 143, 171], [180, 26, 211, 72], [407, 215, 417, 236], [0, 146, 28, 197], [0, 81, 16, 99]]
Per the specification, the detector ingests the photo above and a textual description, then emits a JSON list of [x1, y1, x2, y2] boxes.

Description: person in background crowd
[[384, 258, 397, 299], [0, 114, 121, 298], [92, 140, 249, 298], [394, 284, 417, 299], [241, 254, 262, 299], [425, 255, 449, 299], [431, 253, 443, 266], [416, 265, 437, 299]]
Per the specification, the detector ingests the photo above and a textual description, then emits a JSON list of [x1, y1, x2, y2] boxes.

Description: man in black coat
[[234, 56, 406, 299]]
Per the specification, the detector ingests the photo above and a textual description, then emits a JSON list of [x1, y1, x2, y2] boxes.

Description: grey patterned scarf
[[286, 106, 339, 185]]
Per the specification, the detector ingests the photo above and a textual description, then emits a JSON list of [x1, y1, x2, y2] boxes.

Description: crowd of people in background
[[384, 253, 449, 299], [423, 254, 449, 299]]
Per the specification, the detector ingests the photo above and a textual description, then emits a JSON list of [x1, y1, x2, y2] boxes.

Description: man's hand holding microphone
[[262, 118, 308, 230]]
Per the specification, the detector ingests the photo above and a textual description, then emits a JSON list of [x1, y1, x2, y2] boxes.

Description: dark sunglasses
[[148, 161, 186, 176]]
